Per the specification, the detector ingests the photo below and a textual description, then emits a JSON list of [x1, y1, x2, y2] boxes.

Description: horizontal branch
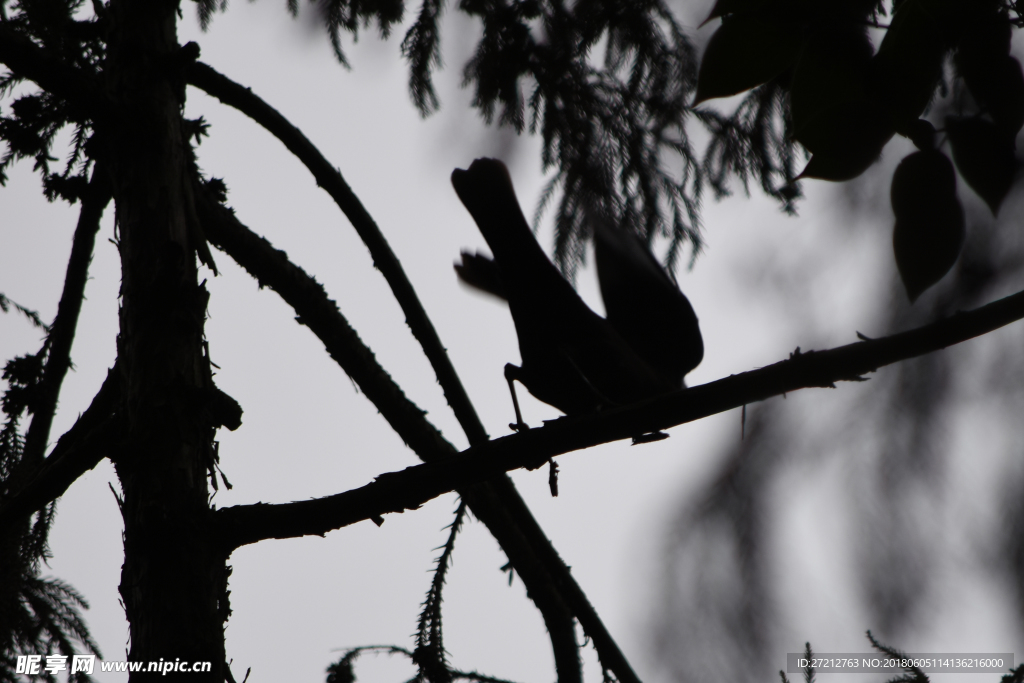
[[0, 24, 112, 119], [214, 285, 1024, 550]]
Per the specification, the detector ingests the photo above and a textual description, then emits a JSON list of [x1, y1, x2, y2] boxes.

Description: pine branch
[[401, 0, 446, 116], [214, 285, 1024, 549], [695, 81, 801, 211], [415, 501, 466, 683], [0, 24, 112, 121], [866, 632, 928, 683], [0, 294, 49, 331]]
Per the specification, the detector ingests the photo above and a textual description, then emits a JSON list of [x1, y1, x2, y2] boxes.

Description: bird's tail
[[450, 159, 554, 282]]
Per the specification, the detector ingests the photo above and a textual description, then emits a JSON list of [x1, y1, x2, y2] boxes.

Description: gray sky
[[2, 2, 1022, 682]]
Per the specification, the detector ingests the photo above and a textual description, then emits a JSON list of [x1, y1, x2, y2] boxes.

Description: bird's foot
[[509, 421, 530, 433], [632, 431, 669, 445]]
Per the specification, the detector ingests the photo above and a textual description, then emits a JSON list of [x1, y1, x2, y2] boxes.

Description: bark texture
[[105, 1, 226, 679]]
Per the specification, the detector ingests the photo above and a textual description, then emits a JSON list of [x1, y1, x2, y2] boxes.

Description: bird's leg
[[504, 363, 530, 432]]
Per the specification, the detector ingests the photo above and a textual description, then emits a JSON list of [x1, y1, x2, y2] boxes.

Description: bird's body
[[451, 158, 699, 427]]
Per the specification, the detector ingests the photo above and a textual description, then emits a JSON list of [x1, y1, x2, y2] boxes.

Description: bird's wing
[[593, 216, 704, 387]]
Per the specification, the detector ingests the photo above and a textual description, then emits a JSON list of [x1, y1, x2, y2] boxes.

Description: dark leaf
[[968, 57, 1024, 140], [790, 22, 874, 141], [904, 118, 936, 151], [956, 5, 1011, 61], [694, 13, 803, 104], [796, 101, 893, 180], [955, 10, 1024, 138], [945, 116, 1017, 215], [872, 0, 948, 129], [890, 149, 965, 302], [789, 19, 893, 180]]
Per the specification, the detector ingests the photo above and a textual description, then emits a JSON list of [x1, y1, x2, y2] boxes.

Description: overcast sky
[[2, 2, 1022, 682]]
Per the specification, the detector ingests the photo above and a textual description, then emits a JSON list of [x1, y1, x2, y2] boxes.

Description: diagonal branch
[[0, 165, 115, 530], [23, 163, 112, 466], [186, 61, 488, 446], [214, 284, 1024, 549], [0, 365, 120, 529], [196, 193, 591, 683], [459, 480, 582, 683], [198, 194, 454, 457], [0, 24, 112, 119]]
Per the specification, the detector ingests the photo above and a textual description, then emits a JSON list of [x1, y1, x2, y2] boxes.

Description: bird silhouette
[[451, 158, 701, 431]]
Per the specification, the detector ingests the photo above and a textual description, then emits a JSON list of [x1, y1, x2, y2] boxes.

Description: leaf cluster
[[696, 0, 1024, 301], [3, 0, 805, 278]]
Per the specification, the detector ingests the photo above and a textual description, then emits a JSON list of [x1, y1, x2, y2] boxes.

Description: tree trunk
[[105, 1, 226, 679]]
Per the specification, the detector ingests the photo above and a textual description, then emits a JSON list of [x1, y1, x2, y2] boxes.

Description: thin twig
[[0, 294, 50, 330]]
